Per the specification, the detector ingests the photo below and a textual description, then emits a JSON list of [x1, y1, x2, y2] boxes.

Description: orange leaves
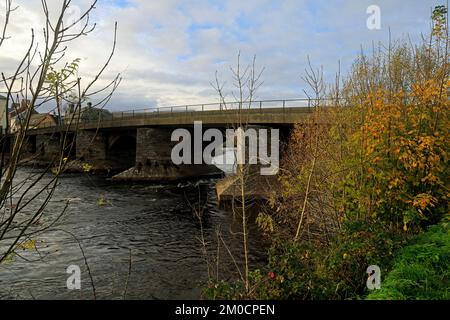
[[345, 74, 449, 223], [396, 135, 444, 177], [412, 79, 444, 104], [411, 193, 437, 211], [421, 172, 440, 184], [361, 81, 446, 181], [388, 177, 402, 190], [372, 156, 381, 163]]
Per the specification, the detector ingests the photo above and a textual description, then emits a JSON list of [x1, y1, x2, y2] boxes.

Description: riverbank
[[367, 218, 450, 300]]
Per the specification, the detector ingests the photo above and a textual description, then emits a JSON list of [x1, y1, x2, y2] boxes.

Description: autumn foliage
[[357, 79, 449, 227], [263, 6, 449, 242], [262, 6, 449, 299], [206, 7, 449, 300]]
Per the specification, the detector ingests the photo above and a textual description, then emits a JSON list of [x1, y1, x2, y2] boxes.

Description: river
[[0, 167, 268, 299]]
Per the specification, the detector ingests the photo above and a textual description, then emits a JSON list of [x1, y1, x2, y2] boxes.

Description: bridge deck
[[27, 106, 314, 134]]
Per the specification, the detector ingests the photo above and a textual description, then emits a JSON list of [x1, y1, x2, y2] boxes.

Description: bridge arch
[[107, 134, 136, 168]]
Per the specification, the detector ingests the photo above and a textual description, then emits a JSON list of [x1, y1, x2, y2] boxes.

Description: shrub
[[367, 219, 450, 300], [204, 219, 408, 300], [261, 219, 407, 300]]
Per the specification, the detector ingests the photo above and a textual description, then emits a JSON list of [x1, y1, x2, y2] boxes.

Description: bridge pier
[[35, 133, 62, 162], [112, 127, 222, 181], [215, 125, 284, 202], [17, 135, 36, 160], [76, 130, 107, 162]]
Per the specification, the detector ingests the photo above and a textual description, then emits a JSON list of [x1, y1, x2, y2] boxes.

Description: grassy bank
[[367, 218, 449, 300]]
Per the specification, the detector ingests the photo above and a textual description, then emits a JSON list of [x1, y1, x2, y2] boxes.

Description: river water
[[0, 167, 268, 299]]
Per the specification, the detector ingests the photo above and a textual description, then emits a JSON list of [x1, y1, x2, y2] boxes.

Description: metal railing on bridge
[[92, 98, 334, 121], [118, 97, 332, 115]]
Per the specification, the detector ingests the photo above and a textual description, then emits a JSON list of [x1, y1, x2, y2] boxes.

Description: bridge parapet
[[26, 105, 322, 135]]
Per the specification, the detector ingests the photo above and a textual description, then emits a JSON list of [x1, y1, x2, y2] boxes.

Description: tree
[[0, 0, 120, 265], [209, 52, 264, 293]]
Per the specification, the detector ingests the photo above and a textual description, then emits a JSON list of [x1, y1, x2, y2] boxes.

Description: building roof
[[29, 113, 57, 127], [9, 100, 38, 117]]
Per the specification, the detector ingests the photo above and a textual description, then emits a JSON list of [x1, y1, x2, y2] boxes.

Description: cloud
[[0, 0, 445, 111]]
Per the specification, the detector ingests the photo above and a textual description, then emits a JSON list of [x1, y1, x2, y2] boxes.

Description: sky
[[0, 0, 446, 111]]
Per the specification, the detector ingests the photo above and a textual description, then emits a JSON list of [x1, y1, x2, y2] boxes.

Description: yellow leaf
[[19, 239, 36, 250]]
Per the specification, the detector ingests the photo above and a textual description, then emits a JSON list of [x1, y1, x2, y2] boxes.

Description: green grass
[[367, 219, 450, 300]]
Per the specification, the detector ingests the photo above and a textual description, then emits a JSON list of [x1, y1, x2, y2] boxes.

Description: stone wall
[[13, 135, 36, 159], [136, 127, 174, 165], [75, 130, 107, 161], [113, 127, 223, 181], [36, 134, 61, 161]]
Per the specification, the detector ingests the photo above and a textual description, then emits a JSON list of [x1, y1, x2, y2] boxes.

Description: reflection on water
[[0, 167, 267, 299]]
